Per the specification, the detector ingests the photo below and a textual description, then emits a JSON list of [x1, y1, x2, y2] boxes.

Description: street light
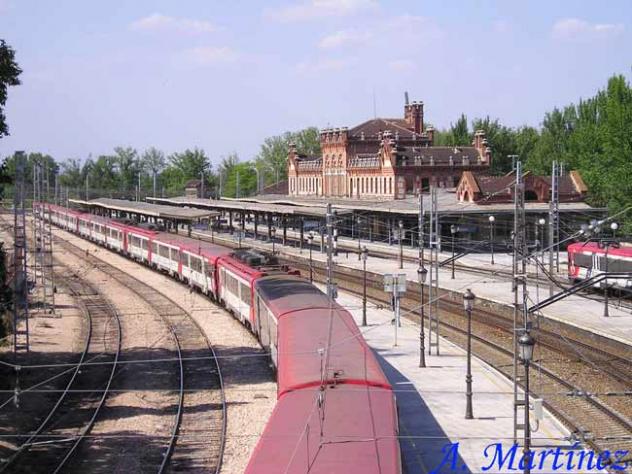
[[450, 224, 458, 279], [308, 231, 314, 283], [488, 216, 495, 265], [611, 222, 619, 238], [361, 246, 369, 326], [357, 217, 363, 261], [417, 265, 428, 368], [398, 220, 404, 269], [518, 331, 535, 474], [463, 288, 475, 420], [271, 226, 277, 254]]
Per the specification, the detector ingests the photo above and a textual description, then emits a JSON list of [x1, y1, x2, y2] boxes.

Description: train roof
[[568, 241, 632, 258], [276, 306, 390, 395], [244, 386, 400, 474], [255, 275, 331, 316]]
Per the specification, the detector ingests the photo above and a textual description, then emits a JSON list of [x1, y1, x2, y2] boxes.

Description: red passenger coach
[[568, 241, 632, 289], [246, 386, 400, 473], [248, 275, 401, 473]]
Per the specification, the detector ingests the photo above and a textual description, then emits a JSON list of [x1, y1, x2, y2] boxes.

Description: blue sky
[[0, 0, 630, 166]]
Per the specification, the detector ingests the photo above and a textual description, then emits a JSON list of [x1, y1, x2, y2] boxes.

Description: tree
[[223, 161, 257, 198], [141, 147, 166, 196], [255, 127, 320, 187], [58, 158, 83, 189], [471, 116, 518, 175], [161, 147, 212, 195], [113, 147, 140, 193], [449, 114, 470, 146], [0, 40, 22, 138]]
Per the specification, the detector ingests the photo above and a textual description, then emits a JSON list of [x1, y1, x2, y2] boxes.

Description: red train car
[[568, 241, 632, 289], [248, 275, 401, 473]]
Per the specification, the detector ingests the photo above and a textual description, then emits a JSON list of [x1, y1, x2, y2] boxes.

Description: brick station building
[[287, 99, 492, 199]]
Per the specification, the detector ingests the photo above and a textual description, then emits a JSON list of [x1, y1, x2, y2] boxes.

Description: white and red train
[[567, 241, 632, 290], [38, 203, 402, 474]]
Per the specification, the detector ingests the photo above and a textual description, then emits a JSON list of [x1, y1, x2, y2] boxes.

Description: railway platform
[[192, 226, 632, 348], [331, 287, 608, 474]]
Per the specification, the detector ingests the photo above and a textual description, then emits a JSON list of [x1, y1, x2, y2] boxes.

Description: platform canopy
[[146, 196, 351, 218], [69, 198, 219, 222]]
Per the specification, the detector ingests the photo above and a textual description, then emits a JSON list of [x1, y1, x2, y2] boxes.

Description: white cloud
[[552, 18, 624, 40], [296, 57, 353, 73], [388, 59, 416, 72], [265, 0, 377, 22], [182, 46, 238, 66], [318, 29, 371, 48], [130, 13, 216, 35]]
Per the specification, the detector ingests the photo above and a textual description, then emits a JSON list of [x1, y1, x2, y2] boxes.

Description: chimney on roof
[[404, 100, 424, 134], [473, 130, 490, 165]]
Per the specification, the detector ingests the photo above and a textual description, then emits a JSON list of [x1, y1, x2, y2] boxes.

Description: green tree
[[58, 158, 83, 189], [161, 148, 212, 195], [141, 147, 166, 196], [0, 40, 22, 138], [471, 116, 518, 175], [255, 127, 320, 187], [113, 147, 140, 192], [449, 114, 470, 146], [223, 161, 257, 198]]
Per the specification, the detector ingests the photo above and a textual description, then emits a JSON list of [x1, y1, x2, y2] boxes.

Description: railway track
[[0, 272, 122, 473], [55, 235, 226, 474], [282, 257, 632, 470]]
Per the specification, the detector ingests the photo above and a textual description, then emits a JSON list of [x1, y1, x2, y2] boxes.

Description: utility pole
[[326, 203, 336, 300], [548, 161, 559, 296], [201, 170, 205, 199], [428, 186, 440, 356], [41, 164, 56, 316], [236, 171, 240, 199], [153, 170, 157, 198], [12, 151, 29, 354], [418, 192, 427, 368], [512, 160, 531, 460], [85, 173, 89, 201]]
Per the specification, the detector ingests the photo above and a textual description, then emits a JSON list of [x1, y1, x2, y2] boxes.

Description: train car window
[[190, 256, 202, 273], [151, 242, 158, 253], [141, 239, 148, 250], [258, 296, 270, 348], [240, 282, 250, 305], [173, 250, 180, 262], [573, 253, 592, 268], [607, 257, 632, 273]]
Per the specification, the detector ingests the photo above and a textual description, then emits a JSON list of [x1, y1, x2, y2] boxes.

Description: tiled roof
[[348, 118, 425, 140], [348, 153, 380, 168], [296, 154, 322, 171], [395, 146, 484, 166]]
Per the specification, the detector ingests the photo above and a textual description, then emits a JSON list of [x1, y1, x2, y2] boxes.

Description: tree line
[[0, 128, 320, 200], [432, 74, 632, 227]]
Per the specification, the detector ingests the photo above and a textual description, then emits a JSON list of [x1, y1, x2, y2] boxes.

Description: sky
[[0, 0, 630, 167]]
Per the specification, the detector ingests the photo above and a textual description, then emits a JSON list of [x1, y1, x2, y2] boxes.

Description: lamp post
[[537, 218, 546, 270], [271, 226, 276, 254], [518, 331, 536, 474], [450, 225, 458, 279], [488, 216, 495, 265], [308, 231, 314, 283], [398, 220, 404, 269], [417, 265, 428, 368], [611, 221, 619, 238], [361, 246, 369, 326], [357, 217, 363, 261], [463, 289, 475, 419]]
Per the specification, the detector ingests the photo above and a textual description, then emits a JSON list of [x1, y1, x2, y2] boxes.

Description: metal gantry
[[427, 186, 441, 355], [548, 161, 560, 296], [512, 160, 532, 463], [12, 151, 29, 353], [32, 161, 56, 317]]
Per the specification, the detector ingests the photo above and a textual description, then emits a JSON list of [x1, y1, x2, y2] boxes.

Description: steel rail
[[53, 233, 227, 474]]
